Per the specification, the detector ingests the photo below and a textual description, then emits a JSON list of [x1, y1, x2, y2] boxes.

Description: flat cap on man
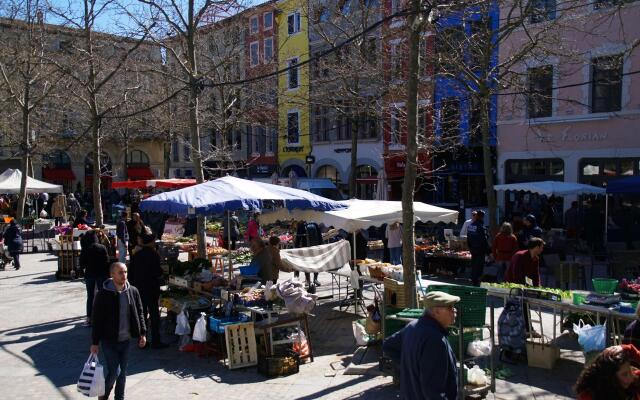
[[424, 291, 460, 308]]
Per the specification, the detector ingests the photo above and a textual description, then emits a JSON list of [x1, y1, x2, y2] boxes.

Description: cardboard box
[[526, 340, 560, 369]]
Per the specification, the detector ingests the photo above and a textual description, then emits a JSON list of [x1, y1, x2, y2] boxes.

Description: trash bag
[[291, 328, 310, 358], [175, 309, 191, 336], [192, 312, 208, 343], [573, 320, 606, 353], [77, 353, 105, 397]]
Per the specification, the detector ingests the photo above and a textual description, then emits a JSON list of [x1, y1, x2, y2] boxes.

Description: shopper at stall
[[67, 193, 81, 224], [386, 222, 403, 265], [519, 214, 543, 249], [74, 209, 90, 228], [245, 212, 261, 242], [126, 212, 145, 259], [492, 222, 519, 282], [504, 237, 544, 287], [2, 219, 22, 270], [90, 262, 147, 400], [116, 212, 129, 263], [383, 291, 460, 400], [51, 194, 67, 226], [575, 344, 640, 400], [268, 236, 282, 282], [129, 233, 167, 349], [249, 237, 273, 284], [467, 210, 490, 286], [459, 210, 477, 238], [80, 230, 110, 326], [564, 201, 582, 239], [222, 211, 240, 250], [293, 220, 321, 288]]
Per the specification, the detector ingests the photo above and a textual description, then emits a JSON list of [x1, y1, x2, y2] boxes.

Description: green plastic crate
[[427, 284, 487, 327], [384, 306, 405, 338], [396, 308, 424, 319]]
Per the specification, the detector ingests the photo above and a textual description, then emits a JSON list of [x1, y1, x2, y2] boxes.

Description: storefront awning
[[42, 168, 75, 180], [127, 167, 154, 180]]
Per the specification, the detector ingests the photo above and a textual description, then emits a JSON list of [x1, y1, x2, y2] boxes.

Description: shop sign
[[253, 165, 274, 174], [537, 128, 608, 144], [283, 146, 304, 153], [334, 148, 351, 153]]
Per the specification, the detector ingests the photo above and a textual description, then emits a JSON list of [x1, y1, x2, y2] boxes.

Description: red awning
[[127, 167, 154, 180], [42, 168, 75, 180], [112, 178, 197, 189]]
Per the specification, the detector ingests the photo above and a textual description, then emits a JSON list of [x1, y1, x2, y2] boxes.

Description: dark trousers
[[141, 291, 161, 344], [10, 251, 20, 269], [294, 271, 318, 283], [101, 339, 130, 400], [86, 276, 106, 319], [470, 253, 485, 286]]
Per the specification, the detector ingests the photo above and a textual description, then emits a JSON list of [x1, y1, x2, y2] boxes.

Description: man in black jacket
[[466, 210, 490, 286], [80, 230, 109, 326], [129, 233, 167, 348], [91, 262, 146, 400]]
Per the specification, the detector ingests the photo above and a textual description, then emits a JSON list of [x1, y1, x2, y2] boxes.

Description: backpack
[[498, 293, 527, 354]]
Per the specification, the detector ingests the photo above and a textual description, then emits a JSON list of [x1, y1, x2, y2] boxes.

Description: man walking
[[129, 233, 167, 348], [467, 210, 490, 286], [383, 291, 461, 399], [116, 212, 129, 263], [90, 262, 146, 400]]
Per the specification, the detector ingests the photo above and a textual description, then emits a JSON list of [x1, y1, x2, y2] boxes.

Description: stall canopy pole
[[604, 194, 609, 245], [227, 210, 233, 281]]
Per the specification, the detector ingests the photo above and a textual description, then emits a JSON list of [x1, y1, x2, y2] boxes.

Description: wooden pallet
[[224, 322, 258, 369]]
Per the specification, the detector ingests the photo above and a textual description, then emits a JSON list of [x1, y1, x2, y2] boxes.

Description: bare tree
[[0, 1, 66, 219]]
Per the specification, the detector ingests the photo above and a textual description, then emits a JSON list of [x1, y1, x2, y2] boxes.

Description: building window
[[505, 158, 564, 183], [529, 0, 556, 23], [436, 26, 465, 74], [287, 12, 301, 35], [127, 150, 150, 166], [268, 128, 277, 153], [390, 41, 402, 81], [591, 55, 623, 113], [288, 58, 299, 89], [263, 12, 273, 30], [254, 126, 267, 153], [184, 169, 193, 177], [439, 98, 461, 143], [390, 110, 401, 145], [313, 106, 330, 142], [264, 37, 273, 63], [314, 6, 330, 23], [580, 158, 640, 186], [172, 140, 179, 162], [250, 41, 259, 66], [183, 143, 191, 161], [287, 111, 300, 144], [528, 65, 553, 118], [250, 16, 259, 34], [235, 129, 242, 149]]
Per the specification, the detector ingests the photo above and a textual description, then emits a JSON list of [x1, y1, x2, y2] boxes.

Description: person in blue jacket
[[519, 214, 543, 249], [383, 291, 461, 400], [2, 219, 23, 270], [467, 210, 490, 286]]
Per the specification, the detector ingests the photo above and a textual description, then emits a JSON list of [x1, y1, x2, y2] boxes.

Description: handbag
[[77, 353, 105, 397]]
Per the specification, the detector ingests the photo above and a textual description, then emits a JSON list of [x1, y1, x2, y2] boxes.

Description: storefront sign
[[537, 128, 608, 144], [283, 146, 304, 153], [252, 165, 274, 174], [334, 148, 351, 153]]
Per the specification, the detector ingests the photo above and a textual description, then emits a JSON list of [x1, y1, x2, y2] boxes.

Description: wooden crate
[[384, 278, 408, 308], [224, 322, 258, 369]]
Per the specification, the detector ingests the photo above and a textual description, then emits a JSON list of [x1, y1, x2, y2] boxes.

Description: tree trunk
[[479, 90, 497, 235], [402, 0, 423, 309], [17, 107, 30, 220], [163, 139, 171, 178], [349, 114, 358, 198], [92, 122, 104, 225]]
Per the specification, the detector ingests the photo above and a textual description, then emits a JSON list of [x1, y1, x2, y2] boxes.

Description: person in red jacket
[[575, 344, 640, 400], [492, 222, 519, 282], [504, 237, 544, 287]]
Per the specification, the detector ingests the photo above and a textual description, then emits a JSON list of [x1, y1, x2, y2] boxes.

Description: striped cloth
[[280, 239, 351, 273]]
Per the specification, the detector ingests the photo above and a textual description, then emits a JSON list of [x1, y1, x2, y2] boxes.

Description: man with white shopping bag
[[90, 262, 146, 400]]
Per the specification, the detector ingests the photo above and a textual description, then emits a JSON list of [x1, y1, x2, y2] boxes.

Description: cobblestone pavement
[[0, 253, 582, 399]]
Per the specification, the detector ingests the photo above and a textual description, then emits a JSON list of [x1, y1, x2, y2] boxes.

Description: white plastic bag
[[573, 319, 606, 353], [175, 309, 191, 336], [467, 339, 492, 357], [352, 321, 370, 346], [77, 353, 105, 397], [467, 365, 488, 386], [192, 312, 208, 342], [39, 209, 48, 218]]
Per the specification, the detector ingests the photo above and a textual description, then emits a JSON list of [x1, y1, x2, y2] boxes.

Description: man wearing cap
[[467, 210, 490, 286], [383, 291, 460, 400], [129, 233, 167, 349]]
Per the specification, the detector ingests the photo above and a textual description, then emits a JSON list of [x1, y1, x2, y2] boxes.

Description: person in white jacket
[[459, 210, 477, 238]]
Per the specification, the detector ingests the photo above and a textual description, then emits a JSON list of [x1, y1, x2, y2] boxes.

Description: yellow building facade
[[276, 0, 311, 176]]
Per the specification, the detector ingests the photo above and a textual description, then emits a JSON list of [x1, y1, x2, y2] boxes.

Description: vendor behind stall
[[250, 237, 273, 284], [504, 237, 544, 287], [383, 291, 460, 400]]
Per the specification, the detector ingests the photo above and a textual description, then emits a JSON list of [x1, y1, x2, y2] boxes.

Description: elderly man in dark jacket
[[80, 230, 109, 326], [383, 291, 461, 400], [129, 233, 166, 348]]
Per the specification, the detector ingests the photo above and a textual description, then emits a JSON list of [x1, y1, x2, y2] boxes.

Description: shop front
[[42, 150, 76, 193]]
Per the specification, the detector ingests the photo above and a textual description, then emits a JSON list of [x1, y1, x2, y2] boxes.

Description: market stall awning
[[139, 175, 345, 216], [259, 199, 459, 232], [42, 168, 75, 180], [493, 181, 605, 197], [112, 178, 197, 190], [606, 176, 640, 194], [127, 167, 154, 180], [0, 168, 63, 194]]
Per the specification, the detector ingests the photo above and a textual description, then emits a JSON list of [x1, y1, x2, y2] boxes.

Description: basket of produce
[[368, 264, 387, 281], [427, 284, 487, 327], [592, 278, 618, 295], [257, 351, 300, 378]]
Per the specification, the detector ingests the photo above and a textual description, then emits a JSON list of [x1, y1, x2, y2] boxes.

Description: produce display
[[620, 279, 640, 295], [482, 282, 572, 300], [230, 248, 252, 264]]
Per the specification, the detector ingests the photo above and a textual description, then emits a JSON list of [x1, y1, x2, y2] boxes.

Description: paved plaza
[[0, 253, 584, 399]]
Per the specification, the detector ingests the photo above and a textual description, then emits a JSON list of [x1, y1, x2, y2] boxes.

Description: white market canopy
[[0, 168, 63, 194], [260, 199, 459, 232], [493, 181, 605, 197]]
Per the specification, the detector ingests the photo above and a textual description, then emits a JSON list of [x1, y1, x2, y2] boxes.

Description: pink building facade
[[496, 2, 640, 212]]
